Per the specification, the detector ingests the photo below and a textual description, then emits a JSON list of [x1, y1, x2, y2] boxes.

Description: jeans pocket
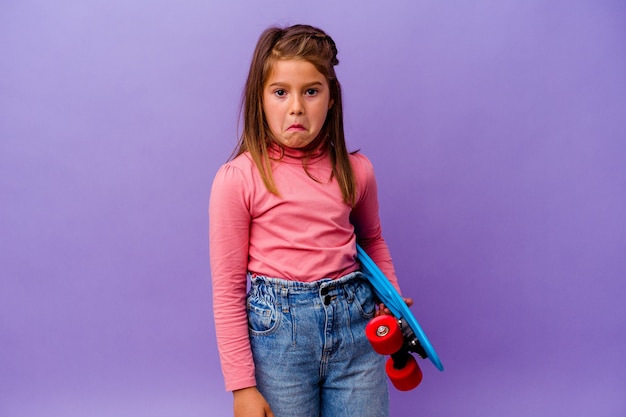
[[352, 279, 377, 319], [247, 290, 281, 336]]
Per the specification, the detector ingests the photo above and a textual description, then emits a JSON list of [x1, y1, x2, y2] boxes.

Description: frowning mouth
[[287, 124, 306, 131]]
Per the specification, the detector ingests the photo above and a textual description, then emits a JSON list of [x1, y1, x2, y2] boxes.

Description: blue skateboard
[[357, 244, 444, 391]]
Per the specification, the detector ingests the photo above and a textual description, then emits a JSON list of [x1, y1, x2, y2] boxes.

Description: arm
[[210, 163, 275, 415], [350, 154, 402, 293], [209, 163, 257, 391]]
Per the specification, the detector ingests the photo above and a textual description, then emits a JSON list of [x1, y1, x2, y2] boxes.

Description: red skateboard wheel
[[365, 315, 403, 355], [386, 355, 423, 391]]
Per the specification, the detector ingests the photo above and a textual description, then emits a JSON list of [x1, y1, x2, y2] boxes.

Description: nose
[[289, 95, 304, 115]]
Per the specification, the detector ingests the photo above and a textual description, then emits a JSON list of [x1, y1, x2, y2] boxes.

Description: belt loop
[[344, 279, 355, 302], [281, 286, 289, 312]]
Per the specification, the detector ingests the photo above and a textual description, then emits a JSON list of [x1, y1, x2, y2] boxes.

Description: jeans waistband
[[248, 270, 363, 294]]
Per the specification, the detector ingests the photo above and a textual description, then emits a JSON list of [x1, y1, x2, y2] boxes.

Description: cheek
[[317, 106, 331, 123], [263, 104, 281, 125], [269, 109, 282, 124]]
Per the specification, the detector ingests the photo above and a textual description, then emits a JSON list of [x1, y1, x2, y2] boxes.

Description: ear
[[328, 98, 334, 110]]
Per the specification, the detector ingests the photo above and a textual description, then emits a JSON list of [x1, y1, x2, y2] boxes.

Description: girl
[[209, 24, 411, 417]]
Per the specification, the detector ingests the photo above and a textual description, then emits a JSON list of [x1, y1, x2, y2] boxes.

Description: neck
[[269, 140, 327, 162]]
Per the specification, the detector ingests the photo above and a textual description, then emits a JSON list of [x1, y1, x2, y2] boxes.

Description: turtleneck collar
[[268, 141, 327, 165]]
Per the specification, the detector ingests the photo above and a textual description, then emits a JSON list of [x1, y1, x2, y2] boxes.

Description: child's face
[[263, 59, 333, 149]]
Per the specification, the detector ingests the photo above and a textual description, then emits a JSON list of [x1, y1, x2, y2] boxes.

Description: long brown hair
[[232, 24, 356, 206]]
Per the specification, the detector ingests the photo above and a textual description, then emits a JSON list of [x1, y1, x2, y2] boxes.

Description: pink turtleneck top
[[208, 146, 400, 391]]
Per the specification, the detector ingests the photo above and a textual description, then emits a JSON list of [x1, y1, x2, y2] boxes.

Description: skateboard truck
[[399, 319, 428, 360]]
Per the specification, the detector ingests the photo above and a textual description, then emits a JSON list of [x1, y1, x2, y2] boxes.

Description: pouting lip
[[287, 124, 306, 130]]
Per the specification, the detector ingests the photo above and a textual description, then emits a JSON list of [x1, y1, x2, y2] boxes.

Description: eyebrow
[[267, 81, 325, 88]]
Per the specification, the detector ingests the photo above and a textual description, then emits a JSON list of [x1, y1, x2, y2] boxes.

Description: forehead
[[265, 59, 327, 85]]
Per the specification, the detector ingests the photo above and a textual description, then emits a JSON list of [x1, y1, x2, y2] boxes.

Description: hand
[[375, 297, 413, 316], [233, 386, 274, 417]]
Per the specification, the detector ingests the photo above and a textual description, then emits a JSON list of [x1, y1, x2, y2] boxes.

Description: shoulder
[[349, 151, 372, 168], [349, 151, 376, 181], [211, 153, 258, 195], [223, 152, 256, 171], [214, 153, 255, 180], [348, 152, 378, 205]]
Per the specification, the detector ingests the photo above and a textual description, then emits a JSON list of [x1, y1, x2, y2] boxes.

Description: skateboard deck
[[357, 244, 444, 372]]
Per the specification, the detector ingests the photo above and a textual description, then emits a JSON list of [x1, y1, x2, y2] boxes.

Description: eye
[[274, 89, 286, 97], [305, 88, 318, 96]]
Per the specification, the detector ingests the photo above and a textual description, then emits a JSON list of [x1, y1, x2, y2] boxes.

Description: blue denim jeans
[[247, 271, 389, 417]]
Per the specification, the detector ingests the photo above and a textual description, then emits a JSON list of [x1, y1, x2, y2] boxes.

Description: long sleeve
[[208, 163, 256, 391], [350, 154, 402, 293]]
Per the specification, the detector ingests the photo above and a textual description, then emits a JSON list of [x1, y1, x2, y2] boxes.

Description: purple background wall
[[1, 1, 625, 416]]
